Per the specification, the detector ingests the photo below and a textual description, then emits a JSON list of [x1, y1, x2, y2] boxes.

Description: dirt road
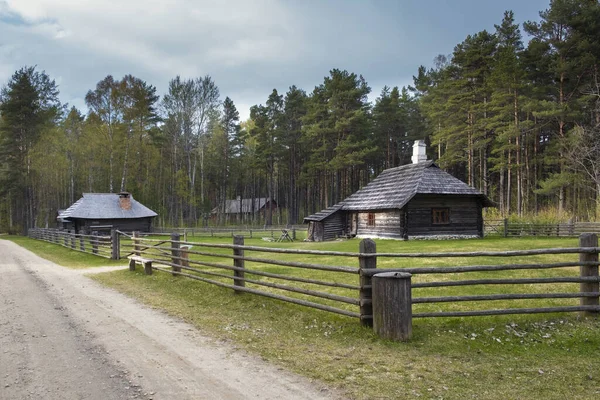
[[0, 240, 337, 399]]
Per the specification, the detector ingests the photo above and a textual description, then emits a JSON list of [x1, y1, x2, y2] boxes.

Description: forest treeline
[[1, 0, 599, 233]]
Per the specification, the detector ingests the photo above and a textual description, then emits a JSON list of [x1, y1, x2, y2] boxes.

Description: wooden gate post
[[111, 229, 120, 260], [372, 272, 412, 341], [233, 235, 245, 293], [359, 239, 377, 327], [91, 231, 98, 254], [580, 233, 599, 316], [171, 232, 181, 276]]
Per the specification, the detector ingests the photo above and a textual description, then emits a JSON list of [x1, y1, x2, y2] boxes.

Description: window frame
[[367, 212, 376, 227], [431, 208, 450, 225]]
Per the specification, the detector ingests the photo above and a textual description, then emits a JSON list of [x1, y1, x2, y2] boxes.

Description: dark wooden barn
[[57, 192, 157, 234], [305, 142, 494, 241], [211, 197, 278, 223]]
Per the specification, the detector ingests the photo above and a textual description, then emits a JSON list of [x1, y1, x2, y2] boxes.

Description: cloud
[[0, 0, 550, 120]]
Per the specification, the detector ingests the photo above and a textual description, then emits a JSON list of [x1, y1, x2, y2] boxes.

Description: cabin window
[[432, 208, 450, 225], [367, 213, 376, 227]]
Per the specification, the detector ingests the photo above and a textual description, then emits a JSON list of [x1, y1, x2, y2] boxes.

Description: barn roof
[[58, 193, 157, 220], [212, 197, 276, 214], [342, 161, 494, 210], [305, 161, 494, 222]]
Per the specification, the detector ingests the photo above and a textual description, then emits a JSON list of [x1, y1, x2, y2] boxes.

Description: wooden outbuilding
[[305, 141, 494, 241], [57, 192, 157, 234], [211, 197, 278, 223]]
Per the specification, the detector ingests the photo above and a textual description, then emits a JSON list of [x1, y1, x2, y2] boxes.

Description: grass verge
[[1, 236, 124, 269], [11, 234, 600, 399]]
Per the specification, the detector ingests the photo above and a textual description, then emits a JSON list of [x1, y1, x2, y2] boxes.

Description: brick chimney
[[411, 140, 427, 164], [119, 192, 131, 210]]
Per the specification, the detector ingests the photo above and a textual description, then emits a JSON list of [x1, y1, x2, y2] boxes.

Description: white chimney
[[411, 140, 427, 164]]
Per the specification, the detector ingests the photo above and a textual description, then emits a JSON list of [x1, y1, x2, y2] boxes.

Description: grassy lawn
[[1, 235, 124, 269], [10, 234, 600, 399]]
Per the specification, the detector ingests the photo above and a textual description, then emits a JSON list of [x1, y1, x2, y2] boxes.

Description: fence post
[[110, 229, 120, 259], [580, 233, 599, 316], [91, 231, 98, 254], [359, 239, 377, 327], [372, 272, 412, 341], [171, 232, 181, 276], [503, 218, 508, 238], [70, 231, 76, 249], [64, 232, 68, 247], [79, 234, 85, 251], [233, 235, 245, 293], [129, 231, 140, 271], [292, 228, 296, 241]]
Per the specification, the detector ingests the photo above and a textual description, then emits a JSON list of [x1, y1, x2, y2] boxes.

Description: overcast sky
[[1, 0, 551, 120]]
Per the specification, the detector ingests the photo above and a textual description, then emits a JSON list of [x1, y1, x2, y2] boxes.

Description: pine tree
[[0, 66, 61, 233]]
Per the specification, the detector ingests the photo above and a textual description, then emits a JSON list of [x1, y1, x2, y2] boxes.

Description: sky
[[0, 0, 552, 121]]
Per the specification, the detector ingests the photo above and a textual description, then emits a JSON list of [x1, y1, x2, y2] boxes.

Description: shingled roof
[[212, 197, 275, 214], [341, 161, 494, 211], [58, 193, 157, 220], [303, 203, 344, 222], [304, 161, 494, 222]]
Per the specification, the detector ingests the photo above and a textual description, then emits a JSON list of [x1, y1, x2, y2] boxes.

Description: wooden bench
[[128, 255, 153, 275]]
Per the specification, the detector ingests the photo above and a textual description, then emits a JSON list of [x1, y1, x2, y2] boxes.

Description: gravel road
[[0, 240, 338, 400]]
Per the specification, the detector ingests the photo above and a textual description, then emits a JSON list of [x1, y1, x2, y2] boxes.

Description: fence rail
[[28, 228, 116, 259], [485, 219, 600, 237], [150, 225, 304, 240], [27, 227, 600, 342], [125, 231, 600, 342], [128, 233, 360, 319]]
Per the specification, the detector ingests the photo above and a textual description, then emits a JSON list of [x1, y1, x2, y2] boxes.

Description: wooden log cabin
[[304, 141, 494, 241], [57, 192, 157, 234]]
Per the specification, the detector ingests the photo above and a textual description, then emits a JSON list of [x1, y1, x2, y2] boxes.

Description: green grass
[[2, 235, 124, 269], [10, 234, 600, 399]]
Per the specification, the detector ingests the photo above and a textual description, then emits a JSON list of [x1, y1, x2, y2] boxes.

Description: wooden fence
[[150, 225, 303, 240], [485, 219, 600, 237], [28, 228, 118, 259], [126, 232, 600, 341]]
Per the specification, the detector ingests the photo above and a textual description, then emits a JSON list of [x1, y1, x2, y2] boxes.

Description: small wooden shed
[[304, 143, 494, 241], [57, 192, 157, 234], [211, 197, 278, 223]]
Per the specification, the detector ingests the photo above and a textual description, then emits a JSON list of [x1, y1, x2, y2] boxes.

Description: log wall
[[406, 195, 481, 237], [356, 209, 403, 239]]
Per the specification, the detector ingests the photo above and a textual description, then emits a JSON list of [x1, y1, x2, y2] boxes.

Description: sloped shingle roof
[[212, 198, 275, 214], [58, 193, 157, 220], [305, 161, 494, 221], [303, 203, 344, 222], [342, 161, 494, 210]]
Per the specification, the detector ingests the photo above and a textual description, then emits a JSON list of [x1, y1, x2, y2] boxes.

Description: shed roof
[[303, 203, 344, 222], [58, 193, 157, 220]]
